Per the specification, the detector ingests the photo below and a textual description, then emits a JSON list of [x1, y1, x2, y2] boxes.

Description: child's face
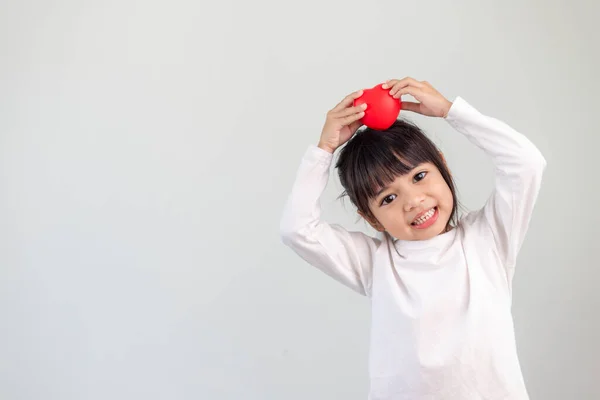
[[360, 162, 453, 241]]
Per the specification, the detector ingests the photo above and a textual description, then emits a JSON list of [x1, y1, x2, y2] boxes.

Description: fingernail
[[362, 103, 368, 109], [382, 83, 387, 89]]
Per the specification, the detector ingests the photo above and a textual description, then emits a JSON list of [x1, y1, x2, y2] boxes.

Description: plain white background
[[1, 0, 598, 399]]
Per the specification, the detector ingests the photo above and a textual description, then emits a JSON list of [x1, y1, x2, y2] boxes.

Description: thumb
[[401, 101, 421, 113]]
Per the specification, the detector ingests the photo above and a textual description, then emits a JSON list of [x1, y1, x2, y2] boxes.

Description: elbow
[[519, 148, 546, 186], [533, 148, 547, 174], [279, 222, 292, 244], [280, 219, 316, 247], [279, 228, 293, 245], [524, 147, 547, 176], [279, 218, 299, 246], [279, 227, 305, 249], [279, 209, 294, 242]]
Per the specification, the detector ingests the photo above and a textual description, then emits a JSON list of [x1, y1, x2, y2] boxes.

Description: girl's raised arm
[[279, 90, 380, 297], [279, 144, 381, 296], [445, 97, 546, 277], [388, 76, 546, 281]]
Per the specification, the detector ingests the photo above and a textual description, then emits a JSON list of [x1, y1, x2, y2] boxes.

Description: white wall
[[1, 1, 598, 399]]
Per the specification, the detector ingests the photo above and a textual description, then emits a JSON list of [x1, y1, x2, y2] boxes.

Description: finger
[[398, 77, 425, 88], [389, 80, 423, 96], [382, 76, 423, 89], [387, 77, 425, 95], [334, 103, 367, 118], [400, 101, 421, 113], [332, 90, 364, 112], [340, 111, 365, 126], [394, 86, 424, 99], [381, 79, 398, 89]]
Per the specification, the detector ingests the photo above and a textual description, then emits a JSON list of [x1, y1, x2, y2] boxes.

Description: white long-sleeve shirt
[[279, 96, 546, 400]]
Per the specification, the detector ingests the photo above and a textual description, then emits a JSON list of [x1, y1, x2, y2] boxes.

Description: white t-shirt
[[279, 96, 546, 399]]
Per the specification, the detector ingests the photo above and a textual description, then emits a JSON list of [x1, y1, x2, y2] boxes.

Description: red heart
[[353, 83, 402, 130]]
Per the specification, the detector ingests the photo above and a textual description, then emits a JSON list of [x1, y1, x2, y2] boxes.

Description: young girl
[[279, 77, 546, 399]]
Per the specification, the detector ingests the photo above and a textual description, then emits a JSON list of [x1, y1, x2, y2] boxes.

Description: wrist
[[441, 101, 453, 118], [317, 142, 335, 154]]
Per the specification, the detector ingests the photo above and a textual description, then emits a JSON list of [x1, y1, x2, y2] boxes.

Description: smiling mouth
[[411, 207, 438, 226]]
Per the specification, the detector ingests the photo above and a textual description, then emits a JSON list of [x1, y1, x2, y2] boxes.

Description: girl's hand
[[318, 90, 367, 154], [382, 77, 452, 118]]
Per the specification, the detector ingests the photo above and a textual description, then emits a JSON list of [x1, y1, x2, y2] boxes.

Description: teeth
[[413, 208, 435, 225]]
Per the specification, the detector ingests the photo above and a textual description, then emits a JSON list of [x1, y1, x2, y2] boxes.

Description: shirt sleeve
[[445, 97, 547, 281], [279, 144, 381, 297]]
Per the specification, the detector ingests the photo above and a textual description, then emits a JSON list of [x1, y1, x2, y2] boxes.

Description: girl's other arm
[[279, 90, 379, 297], [279, 145, 380, 296], [445, 97, 547, 273], [384, 77, 546, 282]]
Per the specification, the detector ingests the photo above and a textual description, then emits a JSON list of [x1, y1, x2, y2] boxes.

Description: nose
[[403, 189, 426, 212]]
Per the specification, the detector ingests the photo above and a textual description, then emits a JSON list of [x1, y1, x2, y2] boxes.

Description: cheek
[[440, 184, 454, 210], [431, 180, 453, 208], [374, 203, 408, 229]]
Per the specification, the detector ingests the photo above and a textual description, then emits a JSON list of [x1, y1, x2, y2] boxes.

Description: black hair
[[335, 119, 460, 234]]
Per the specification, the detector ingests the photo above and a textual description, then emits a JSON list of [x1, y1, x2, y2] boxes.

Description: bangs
[[351, 140, 437, 203]]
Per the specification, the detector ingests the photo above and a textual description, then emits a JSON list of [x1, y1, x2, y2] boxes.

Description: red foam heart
[[353, 83, 402, 130]]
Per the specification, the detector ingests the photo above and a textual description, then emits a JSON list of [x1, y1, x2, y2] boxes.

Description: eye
[[380, 194, 396, 206], [413, 171, 427, 182]]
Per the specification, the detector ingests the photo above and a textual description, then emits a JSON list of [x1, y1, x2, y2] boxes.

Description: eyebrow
[[375, 186, 390, 200], [373, 167, 419, 202]]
